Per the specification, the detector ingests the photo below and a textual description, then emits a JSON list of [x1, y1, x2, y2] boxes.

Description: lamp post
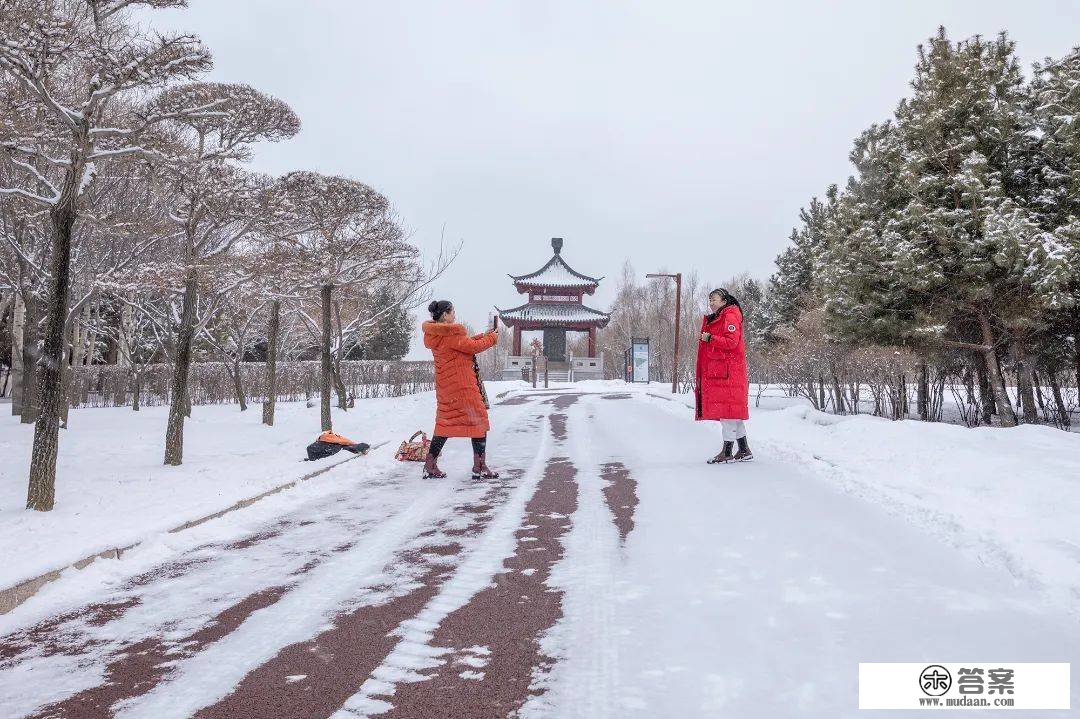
[[646, 272, 682, 394]]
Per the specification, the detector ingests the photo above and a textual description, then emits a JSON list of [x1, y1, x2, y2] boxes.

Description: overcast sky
[[143, 0, 1079, 358]]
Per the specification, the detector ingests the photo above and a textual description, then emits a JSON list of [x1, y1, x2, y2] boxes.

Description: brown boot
[[471, 452, 500, 479], [422, 452, 446, 479], [707, 441, 735, 464], [733, 437, 753, 462]]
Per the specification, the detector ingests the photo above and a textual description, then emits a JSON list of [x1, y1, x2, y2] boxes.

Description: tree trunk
[[10, 291, 23, 415], [164, 273, 198, 466], [132, 367, 142, 412], [114, 299, 133, 405], [117, 297, 134, 366], [1014, 350, 1038, 424], [71, 305, 86, 369], [261, 299, 280, 426], [1074, 319, 1080, 397], [20, 294, 42, 423], [916, 362, 929, 421], [974, 358, 991, 425], [831, 373, 846, 415], [26, 204, 76, 512], [59, 319, 74, 428], [231, 359, 247, 411], [1031, 368, 1047, 417], [931, 371, 946, 422], [900, 373, 909, 418], [817, 375, 826, 411], [320, 284, 333, 431], [977, 312, 1016, 426], [1047, 370, 1070, 429], [333, 363, 349, 410], [331, 300, 350, 410]]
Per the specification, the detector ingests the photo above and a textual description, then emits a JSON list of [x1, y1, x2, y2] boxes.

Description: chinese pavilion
[[497, 237, 610, 381]]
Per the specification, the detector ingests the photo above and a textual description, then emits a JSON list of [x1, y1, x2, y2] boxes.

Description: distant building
[[497, 237, 610, 381]]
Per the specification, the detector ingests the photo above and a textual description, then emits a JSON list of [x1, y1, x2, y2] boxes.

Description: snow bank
[[757, 404, 1080, 614]]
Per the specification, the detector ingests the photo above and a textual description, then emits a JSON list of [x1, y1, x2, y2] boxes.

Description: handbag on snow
[[395, 430, 430, 462]]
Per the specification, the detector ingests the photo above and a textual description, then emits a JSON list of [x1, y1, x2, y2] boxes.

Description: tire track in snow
[[26, 586, 288, 719], [372, 457, 579, 718], [4, 399, 549, 719], [191, 469, 523, 719], [191, 403, 561, 716], [107, 480, 461, 719], [520, 394, 626, 719], [329, 405, 560, 718], [2, 478, 406, 719]]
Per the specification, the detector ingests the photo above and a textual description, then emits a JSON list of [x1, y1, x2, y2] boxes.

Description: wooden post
[[588, 327, 596, 356], [513, 326, 522, 355], [544, 356, 549, 388]]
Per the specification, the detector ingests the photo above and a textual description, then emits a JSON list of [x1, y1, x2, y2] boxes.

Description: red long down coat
[[423, 322, 498, 438], [695, 305, 750, 421]]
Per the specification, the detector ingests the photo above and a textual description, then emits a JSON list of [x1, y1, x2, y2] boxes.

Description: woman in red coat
[[696, 288, 753, 463], [421, 300, 500, 479]]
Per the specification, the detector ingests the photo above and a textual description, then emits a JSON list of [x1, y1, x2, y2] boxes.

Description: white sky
[[143, 0, 1080, 358]]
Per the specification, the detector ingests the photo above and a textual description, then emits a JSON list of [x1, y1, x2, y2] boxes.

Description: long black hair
[[428, 300, 453, 321], [709, 288, 741, 312]]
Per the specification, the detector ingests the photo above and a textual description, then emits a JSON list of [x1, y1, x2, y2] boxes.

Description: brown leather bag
[[395, 430, 430, 462]]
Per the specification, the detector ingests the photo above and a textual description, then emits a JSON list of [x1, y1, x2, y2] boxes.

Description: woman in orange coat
[[421, 299, 500, 479]]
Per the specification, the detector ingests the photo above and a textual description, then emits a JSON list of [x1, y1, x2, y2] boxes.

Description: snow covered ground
[[0, 390, 471, 591], [1, 381, 1078, 717], [642, 382, 1080, 621]]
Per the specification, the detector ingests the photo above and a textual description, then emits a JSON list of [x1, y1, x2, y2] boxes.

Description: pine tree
[[761, 188, 838, 339], [1029, 47, 1080, 396], [360, 286, 411, 360]]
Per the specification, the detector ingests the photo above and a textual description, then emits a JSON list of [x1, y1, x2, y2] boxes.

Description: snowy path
[[541, 392, 1080, 717], [1, 388, 1078, 718]]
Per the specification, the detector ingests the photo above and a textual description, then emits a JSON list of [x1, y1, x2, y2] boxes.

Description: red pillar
[[513, 326, 522, 355], [588, 327, 596, 357]]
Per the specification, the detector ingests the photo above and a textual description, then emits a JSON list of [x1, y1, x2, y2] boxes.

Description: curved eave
[[499, 317, 611, 330], [496, 304, 611, 330], [513, 280, 600, 295], [508, 254, 604, 286]]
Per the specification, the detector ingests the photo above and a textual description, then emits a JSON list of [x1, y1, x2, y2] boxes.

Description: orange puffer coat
[[423, 322, 498, 438]]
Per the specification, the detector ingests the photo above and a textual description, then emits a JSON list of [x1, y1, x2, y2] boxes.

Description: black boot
[[708, 441, 735, 464], [733, 437, 753, 462]]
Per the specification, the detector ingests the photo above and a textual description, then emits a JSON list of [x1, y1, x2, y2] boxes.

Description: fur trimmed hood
[[422, 321, 466, 337]]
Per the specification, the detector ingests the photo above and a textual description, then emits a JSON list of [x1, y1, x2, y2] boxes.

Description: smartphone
[[491, 314, 499, 331]]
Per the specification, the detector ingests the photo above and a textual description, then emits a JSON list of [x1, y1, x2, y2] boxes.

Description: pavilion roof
[[510, 237, 603, 291], [496, 301, 611, 328]]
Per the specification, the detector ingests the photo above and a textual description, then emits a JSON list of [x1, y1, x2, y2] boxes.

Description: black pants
[[429, 435, 486, 458]]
